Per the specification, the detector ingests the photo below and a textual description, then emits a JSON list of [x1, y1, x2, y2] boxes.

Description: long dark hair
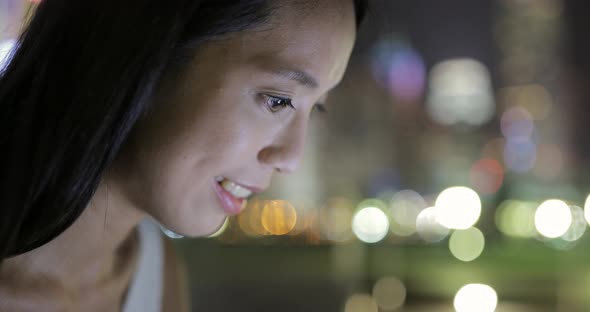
[[0, 0, 368, 260]]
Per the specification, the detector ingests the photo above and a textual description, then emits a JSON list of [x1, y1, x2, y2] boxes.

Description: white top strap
[[122, 218, 164, 312]]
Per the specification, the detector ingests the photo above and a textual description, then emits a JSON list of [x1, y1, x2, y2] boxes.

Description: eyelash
[[262, 95, 328, 115], [263, 95, 295, 113]]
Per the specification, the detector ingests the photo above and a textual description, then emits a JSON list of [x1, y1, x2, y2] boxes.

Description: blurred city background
[[3, 0, 590, 311]]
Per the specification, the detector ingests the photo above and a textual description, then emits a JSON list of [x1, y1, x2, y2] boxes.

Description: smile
[[213, 176, 258, 215], [215, 176, 253, 199]]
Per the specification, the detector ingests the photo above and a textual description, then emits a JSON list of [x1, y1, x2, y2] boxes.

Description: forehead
[[202, 0, 357, 89]]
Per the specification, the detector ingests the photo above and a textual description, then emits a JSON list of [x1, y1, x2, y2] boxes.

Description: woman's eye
[[263, 95, 295, 113]]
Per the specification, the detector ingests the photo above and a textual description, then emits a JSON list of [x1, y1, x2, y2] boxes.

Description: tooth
[[221, 180, 236, 193], [221, 180, 240, 197], [221, 179, 252, 198], [234, 186, 251, 198], [221, 179, 233, 189]]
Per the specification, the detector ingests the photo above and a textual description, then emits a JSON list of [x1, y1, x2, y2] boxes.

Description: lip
[[212, 177, 268, 215], [213, 180, 245, 216]]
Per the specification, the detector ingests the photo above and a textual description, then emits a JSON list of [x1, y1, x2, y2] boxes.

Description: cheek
[[189, 109, 274, 166], [129, 87, 277, 201], [136, 147, 198, 205]]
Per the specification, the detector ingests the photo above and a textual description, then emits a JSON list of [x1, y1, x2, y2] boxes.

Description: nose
[[257, 117, 307, 174]]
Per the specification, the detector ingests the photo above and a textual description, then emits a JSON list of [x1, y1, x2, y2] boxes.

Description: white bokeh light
[[389, 190, 426, 236], [561, 206, 586, 242], [435, 187, 482, 230], [584, 194, 590, 225], [534, 199, 572, 238], [426, 58, 495, 126], [454, 284, 498, 312], [352, 207, 390, 243], [416, 207, 450, 243]]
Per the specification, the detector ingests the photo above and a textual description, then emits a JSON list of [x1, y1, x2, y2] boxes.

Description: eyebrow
[[268, 68, 319, 89]]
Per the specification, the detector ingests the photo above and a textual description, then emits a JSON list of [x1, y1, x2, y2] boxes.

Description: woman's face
[[113, 0, 358, 236]]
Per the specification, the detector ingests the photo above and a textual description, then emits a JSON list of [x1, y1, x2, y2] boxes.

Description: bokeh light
[[435, 186, 482, 230], [0, 38, 16, 71], [561, 206, 586, 242], [352, 206, 390, 243], [500, 106, 535, 139], [358, 198, 389, 212], [534, 199, 572, 238], [319, 197, 355, 242], [503, 137, 537, 173], [371, 38, 426, 102], [387, 48, 426, 102], [470, 158, 504, 195], [454, 284, 498, 312], [238, 199, 266, 236], [208, 216, 230, 238], [426, 58, 495, 126], [389, 190, 426, 236], [497, 84, 553, 121], [344, 294, 378, 312], [449, 227, 485, 262], [495, 200, 537, 238], [261, 200, 297, 235], [416, 207, 450, 243], [286, 201, 310, 236], [585, 194, 590, 226], [372, 276, 406, 311]]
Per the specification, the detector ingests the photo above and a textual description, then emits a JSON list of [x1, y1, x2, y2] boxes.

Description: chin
[[158, 209, 228, 238]]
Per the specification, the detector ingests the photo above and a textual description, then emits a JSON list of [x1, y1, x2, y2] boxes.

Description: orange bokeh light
[[261, 200, 298, 235]]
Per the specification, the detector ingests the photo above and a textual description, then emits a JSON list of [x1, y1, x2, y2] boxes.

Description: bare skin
[[0, 0, 357, 310]]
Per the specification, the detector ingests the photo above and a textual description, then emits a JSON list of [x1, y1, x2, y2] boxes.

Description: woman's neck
[[1, 176, 146, 291]]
